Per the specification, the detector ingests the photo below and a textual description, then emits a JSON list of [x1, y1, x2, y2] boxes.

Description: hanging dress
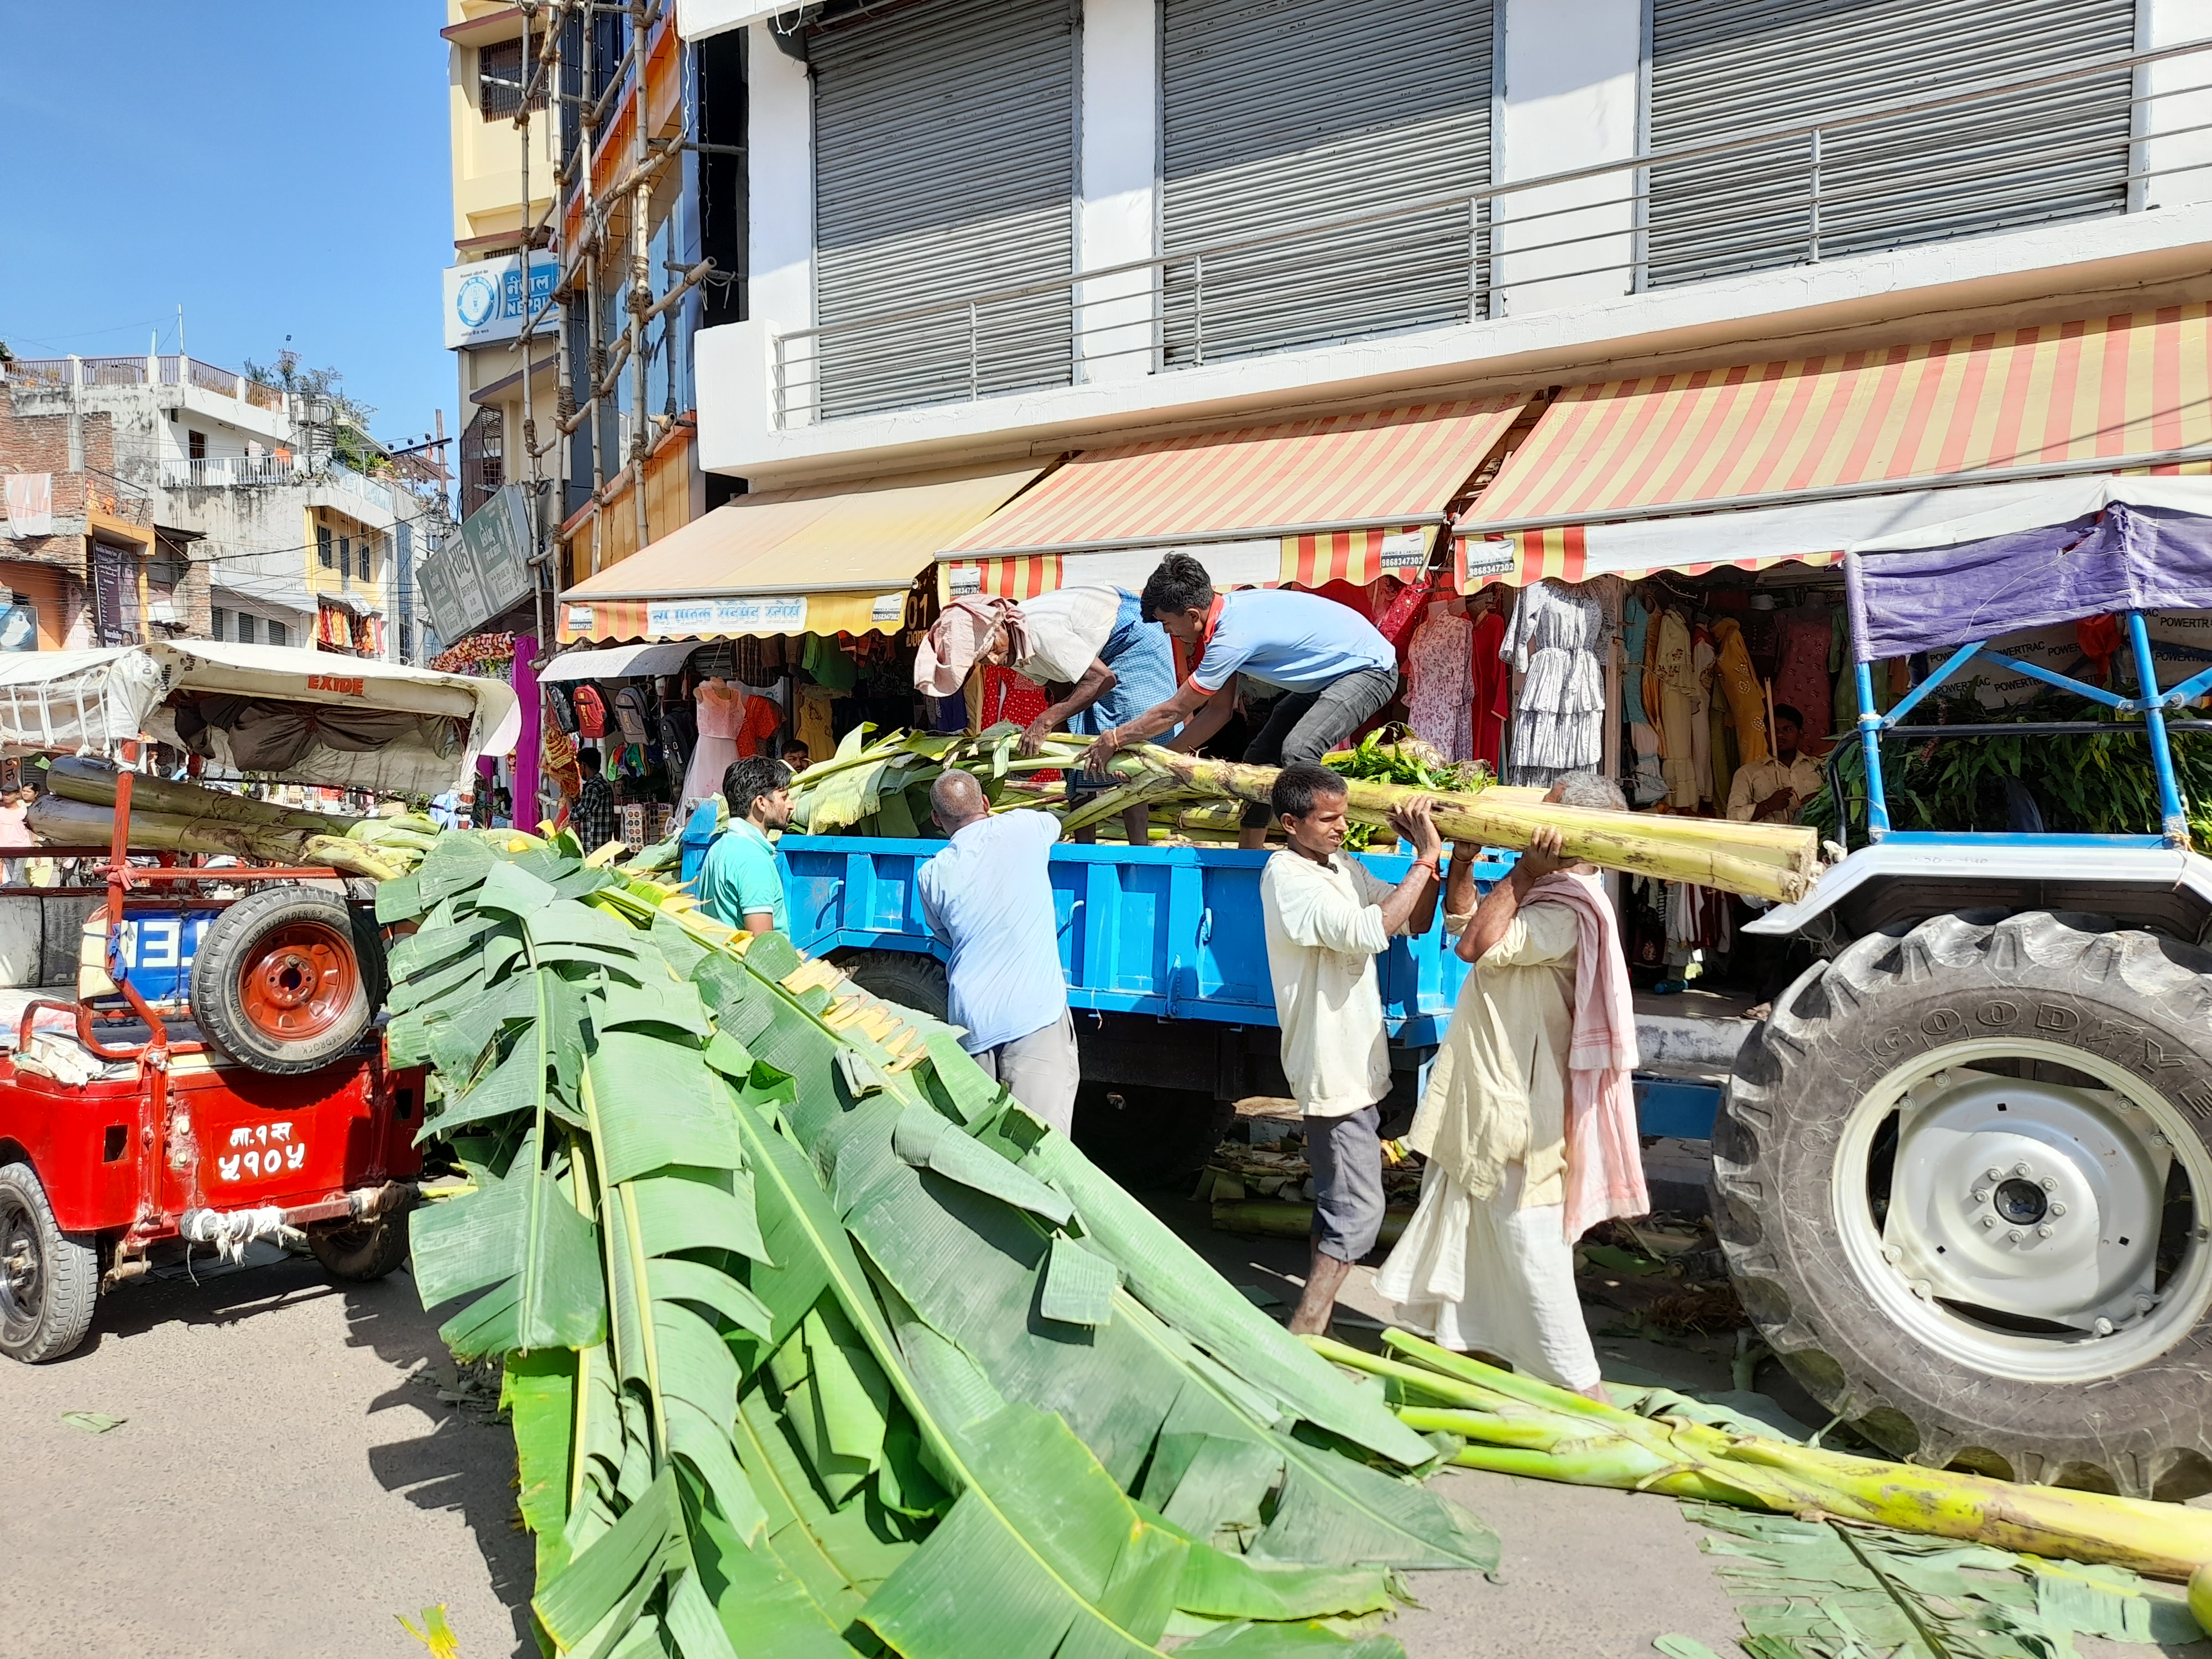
[[1468, 603, 1511, 775], [681, 680, 747, 807], [1405, 609, 1475, 763], [1501, 581, 1610, 789]]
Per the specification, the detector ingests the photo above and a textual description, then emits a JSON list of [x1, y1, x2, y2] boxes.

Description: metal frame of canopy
[[1842, 480, 2212, 849]]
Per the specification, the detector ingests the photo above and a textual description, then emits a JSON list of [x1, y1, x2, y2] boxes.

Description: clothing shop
[[1434, 301, 2212, 1003]]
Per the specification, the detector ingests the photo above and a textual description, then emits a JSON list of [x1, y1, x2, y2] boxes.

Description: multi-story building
[[546, 0, 2212, 644], [0, 353, 433, 657], [438, 0, 742, 651]]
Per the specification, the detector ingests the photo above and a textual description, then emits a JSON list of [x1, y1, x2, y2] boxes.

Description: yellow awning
[[559, 462, 1046, 642]]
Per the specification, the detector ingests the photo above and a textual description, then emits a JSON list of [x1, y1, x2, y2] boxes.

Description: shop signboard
[[645, 595, 808, 635], [419, 486, 533, 640], [442, 254, 560, 349]]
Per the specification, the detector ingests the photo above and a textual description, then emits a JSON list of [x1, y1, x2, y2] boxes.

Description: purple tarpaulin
[[1847, 502, 2212, 662]]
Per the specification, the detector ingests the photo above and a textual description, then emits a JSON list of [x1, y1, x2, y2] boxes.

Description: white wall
[[2143, 0, 2212, 211], [747, 23, 816, 425], [1492, 0, 1642, 315], [1077, 0, 1158, 383]]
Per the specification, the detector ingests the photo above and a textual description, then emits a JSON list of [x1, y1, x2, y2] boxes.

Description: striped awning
[[1453, 304, 2212, 589], [941, 398, 1528, 599], [559, 463, 1044, 643]]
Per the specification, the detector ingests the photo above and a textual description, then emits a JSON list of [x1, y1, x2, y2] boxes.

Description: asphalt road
[[3, 1220, 2205, 1659]]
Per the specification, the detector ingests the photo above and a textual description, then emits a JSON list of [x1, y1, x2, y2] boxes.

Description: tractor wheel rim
[[1833, 1035, 2212, 1384], [238, 921, 359, 1044], [0, 1200, 41, 1324]]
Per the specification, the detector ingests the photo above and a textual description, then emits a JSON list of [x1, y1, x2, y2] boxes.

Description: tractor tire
[[0, 1161, 98, 1363], [838, 951, 950, 1020], [192, 886, 373, 1076], [1714, 910, 2212, 1499], [309, 1208, 412, 1283]]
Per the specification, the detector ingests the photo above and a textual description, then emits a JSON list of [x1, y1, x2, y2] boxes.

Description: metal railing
[[772, 38, 2212, 427], [4, 353, 281, 412], [159, 454, 304, 489]]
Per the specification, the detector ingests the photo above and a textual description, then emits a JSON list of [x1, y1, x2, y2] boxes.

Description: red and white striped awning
[[1453, 304, 2212, 589], [941, 398, 1529, 599]]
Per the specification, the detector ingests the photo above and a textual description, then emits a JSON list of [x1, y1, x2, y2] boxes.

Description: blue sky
[[0, 2, 454, 451]]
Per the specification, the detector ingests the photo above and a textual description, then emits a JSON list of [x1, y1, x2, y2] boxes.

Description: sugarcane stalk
[[45, 757, 364, 834], [1306, 1331, 2212, 1582], [27, 795, 408, 881], [1114, 750, 1815, 903]]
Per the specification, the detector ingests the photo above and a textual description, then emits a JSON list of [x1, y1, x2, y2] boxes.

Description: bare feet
[[1745, 1001, 1773, 1021], [1286, 1247, 1357, 1336], [1578, 1382, 1612, 1405]]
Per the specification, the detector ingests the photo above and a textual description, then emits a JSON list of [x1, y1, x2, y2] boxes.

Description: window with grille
[[479, 39, 545, 122], [211, 607, 229, 641], [237, 614, 256, 645], [187, 431, 207, 461], [317, 526, 333, 568], [358, 541, 372, 581]]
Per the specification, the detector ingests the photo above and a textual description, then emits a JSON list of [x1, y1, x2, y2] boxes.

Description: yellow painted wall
[[303, 506, 387, 611], [448, 2, 557, 247]]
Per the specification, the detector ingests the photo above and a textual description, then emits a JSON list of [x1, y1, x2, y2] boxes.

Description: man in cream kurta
[[1376, 776, 1621, 1400], [1257, 763, 1442, 1336]]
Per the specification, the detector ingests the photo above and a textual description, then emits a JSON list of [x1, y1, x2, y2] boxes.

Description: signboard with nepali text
[[419, 486, 534, 642]]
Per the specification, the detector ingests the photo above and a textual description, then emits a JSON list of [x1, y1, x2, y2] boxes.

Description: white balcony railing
[[771, 38, 2212, 427], [160, 454, 304, 489]]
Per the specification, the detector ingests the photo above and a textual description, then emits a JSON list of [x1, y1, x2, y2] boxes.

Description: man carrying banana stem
[[1081, 553, 1400, 849], [1258, 762, 1443, 1337]]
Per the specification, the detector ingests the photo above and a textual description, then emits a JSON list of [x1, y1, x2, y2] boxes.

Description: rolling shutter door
[[1160, 0, 1494, 366], [811, 0, 1076, 420], [1646, 0, 2138, 288]]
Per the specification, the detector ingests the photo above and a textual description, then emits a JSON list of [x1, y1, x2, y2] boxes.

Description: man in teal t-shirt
[[697, 756, 792, 933]]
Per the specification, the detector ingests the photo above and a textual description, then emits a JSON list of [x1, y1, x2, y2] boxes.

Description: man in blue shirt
[[697, 756, 791, 934], [915, 770, 1077, 1134], [1079, 552, 1400, 848]]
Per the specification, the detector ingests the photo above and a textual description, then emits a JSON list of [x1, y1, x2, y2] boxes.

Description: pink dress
[[1405, 611, 1474, 762], [682, 681, 747, 807]]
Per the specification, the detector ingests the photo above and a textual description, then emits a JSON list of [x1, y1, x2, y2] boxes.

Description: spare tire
[[191, 886, 373, 1074]]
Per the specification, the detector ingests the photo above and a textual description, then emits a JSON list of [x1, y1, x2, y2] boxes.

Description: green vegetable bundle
[[384, 830, 1496, 1658]]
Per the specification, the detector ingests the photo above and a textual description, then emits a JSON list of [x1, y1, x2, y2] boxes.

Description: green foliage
[[394, 829, 1493, 1656], [1321, 733, 1494, 851], [1806, 685, 2212, 848]]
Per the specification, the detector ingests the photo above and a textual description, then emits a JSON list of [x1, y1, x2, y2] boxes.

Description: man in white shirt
[[1725, 704, 1824, 823], [1259, 762, 1443, 1335]]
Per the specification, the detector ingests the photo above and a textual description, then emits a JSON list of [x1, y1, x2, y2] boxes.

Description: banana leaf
[[394, 827, 1498, 1657]]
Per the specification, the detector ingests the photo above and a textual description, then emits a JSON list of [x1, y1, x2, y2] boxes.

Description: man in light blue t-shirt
[[697, 757, 791, 933], [915, 770, 1076, 1134], [1079, 552, 1399, 847]]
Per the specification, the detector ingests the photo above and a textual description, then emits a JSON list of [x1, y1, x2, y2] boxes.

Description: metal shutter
[[812, 0, 1076, 420], [1160, 0, 1494, 366], [1645, 0, 2138, 289]]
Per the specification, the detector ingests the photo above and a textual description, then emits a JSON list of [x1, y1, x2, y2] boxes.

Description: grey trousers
[[975, 1008, 1079, 1136], [1307, 1102, 1386, 1264], [1240, 666, 1401, 828]]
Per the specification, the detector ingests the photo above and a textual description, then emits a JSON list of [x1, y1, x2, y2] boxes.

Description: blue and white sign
[[110, 908, 220, 1005], [646, 596, 810, 636], [443, 253, 560, 349]]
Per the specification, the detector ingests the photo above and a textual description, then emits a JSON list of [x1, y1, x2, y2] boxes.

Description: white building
[[562, 0, 2212, 634]]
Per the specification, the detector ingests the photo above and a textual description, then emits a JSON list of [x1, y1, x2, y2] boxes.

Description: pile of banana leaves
[[386, 828, 1496, 1658]]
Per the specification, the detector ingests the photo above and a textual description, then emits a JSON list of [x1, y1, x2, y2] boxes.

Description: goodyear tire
[[191, 886, 373, 1075], [1715, 910, 2212, 1499], [0, 1161, 98, 1363]]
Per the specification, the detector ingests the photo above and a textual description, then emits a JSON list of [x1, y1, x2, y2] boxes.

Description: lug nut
[[2050, 1202, 2068, 1218], [1911, 1279, 1933, 1300], [1986, 1167, 2005, 1181], [2007, 1229, 2024, 1243], [2136, 1293, 2156, 1312], [2038, 1224, 2054, 1238], [2094, 1317, 2115, 1337], [2013, 1161, 2033, 1177], [2040, 1176, 2058, 1191], [1971, 1188, 1990, 1203], [1981, 1215, 1997, 1229], [1882, 1244, 1903, 1263]]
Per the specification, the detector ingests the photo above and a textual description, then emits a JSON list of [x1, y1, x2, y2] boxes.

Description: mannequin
[[682, 675, 747, 807]]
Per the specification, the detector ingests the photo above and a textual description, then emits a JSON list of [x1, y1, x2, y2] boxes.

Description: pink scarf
[[914, 596, 1034, 697], [1525, 872, 1647, 1241]]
